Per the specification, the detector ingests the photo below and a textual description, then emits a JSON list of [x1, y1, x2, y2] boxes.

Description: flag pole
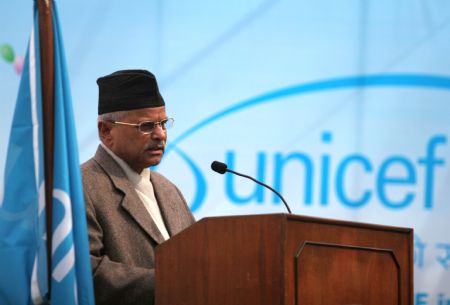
[[37, 0, 55, 295]]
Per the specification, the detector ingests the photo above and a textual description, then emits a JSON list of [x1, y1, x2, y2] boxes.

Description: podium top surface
[[198, 213, 413, 234]]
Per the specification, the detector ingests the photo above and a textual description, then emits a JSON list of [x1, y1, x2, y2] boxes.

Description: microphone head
[[211, 161, 228, 174]]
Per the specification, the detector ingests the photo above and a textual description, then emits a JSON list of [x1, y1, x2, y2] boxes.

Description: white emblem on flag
[[52, 189, 75, 282]]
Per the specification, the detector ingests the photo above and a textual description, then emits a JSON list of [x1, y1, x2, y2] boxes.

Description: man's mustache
[[144, 141, 166, 151]]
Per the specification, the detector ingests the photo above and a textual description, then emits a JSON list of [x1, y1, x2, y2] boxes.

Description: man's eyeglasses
[[110, 118, 174, 134]]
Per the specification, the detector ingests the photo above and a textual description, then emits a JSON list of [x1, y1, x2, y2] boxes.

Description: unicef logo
[[162, 74, 450, 213]]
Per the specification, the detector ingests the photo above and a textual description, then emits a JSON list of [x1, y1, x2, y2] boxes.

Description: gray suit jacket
[[81, 145, 195, 305]]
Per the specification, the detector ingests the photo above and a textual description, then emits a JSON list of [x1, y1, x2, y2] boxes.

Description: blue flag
[[0, 2, 95, 305]]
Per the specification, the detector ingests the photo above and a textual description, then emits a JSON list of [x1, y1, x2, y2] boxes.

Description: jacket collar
[[94, 145, 167, 244]]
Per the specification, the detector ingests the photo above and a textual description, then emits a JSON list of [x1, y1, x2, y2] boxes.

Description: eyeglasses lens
[[140, 122, 156, 132], [139, 119, 173, 133]]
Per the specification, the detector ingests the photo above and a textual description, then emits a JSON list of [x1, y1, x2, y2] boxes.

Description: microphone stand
[[226, 169, 292, 214]]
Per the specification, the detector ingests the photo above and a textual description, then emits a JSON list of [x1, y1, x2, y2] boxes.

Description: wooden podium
[[155, 214, 413, 305]]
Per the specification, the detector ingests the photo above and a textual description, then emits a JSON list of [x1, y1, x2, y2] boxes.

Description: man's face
[[101, 106, 168, 172]]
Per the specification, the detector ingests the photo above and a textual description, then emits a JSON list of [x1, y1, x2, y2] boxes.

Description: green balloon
[[1, 44, 15, 63]]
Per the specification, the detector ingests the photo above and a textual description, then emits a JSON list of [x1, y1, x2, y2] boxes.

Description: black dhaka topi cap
[[97, 69, 165, 115]]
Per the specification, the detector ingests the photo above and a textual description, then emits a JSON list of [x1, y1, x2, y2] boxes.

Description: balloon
[[14, 55, 24, 75], [1, 44, 15, 63]]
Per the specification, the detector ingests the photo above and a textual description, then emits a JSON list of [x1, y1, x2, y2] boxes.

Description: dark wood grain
[[155, 214, 413, 305], [295, 242, 399, 305]]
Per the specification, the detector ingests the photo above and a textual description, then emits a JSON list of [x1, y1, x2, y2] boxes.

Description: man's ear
[[98, 121, 113, 145]]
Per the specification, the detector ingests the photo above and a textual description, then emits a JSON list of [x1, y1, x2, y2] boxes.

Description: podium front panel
[[285, 215, 412, 305], [295, 242, 399, 305], [155, 215, 286, 305]]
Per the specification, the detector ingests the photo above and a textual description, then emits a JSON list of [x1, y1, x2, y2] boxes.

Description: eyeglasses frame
[[109, 117, 174, 134]]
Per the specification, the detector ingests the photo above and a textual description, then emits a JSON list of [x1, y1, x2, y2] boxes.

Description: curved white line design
[[53, 245, 75, 283], [52, 189, 75, 282], [30, 26, 46, 305], [38, 181, 46, 217], [30, 21, 39, 192], [52, 189, 73, 254], [31, 183, 47, 304], [31, 255, 44, 305]]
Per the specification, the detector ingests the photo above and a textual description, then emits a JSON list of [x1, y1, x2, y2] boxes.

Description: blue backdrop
[[1, 1, 449, 303]]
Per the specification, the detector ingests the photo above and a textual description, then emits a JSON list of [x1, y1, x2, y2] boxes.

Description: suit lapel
[[120, 193, 166, 245], [151, 173, 183, 237], [94, 146, 166, 245]]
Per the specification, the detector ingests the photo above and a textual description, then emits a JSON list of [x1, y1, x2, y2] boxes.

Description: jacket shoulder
[[81, 157, 116, 196], [150, 170, 173, 186], [81, 158, 104, 181]]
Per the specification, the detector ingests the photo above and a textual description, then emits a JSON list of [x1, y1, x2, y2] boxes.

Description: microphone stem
[[227, 169, 292, 214]]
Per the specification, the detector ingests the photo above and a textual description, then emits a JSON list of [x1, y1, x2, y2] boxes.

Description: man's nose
[[151, 124, 166, 140]]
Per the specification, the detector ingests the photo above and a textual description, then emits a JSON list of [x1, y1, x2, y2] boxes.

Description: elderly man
[[81, 69, 195, 305]]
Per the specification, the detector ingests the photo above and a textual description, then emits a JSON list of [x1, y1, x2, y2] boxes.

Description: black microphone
[[211, 161, 292, 214], [211, 161, 227, 174]]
